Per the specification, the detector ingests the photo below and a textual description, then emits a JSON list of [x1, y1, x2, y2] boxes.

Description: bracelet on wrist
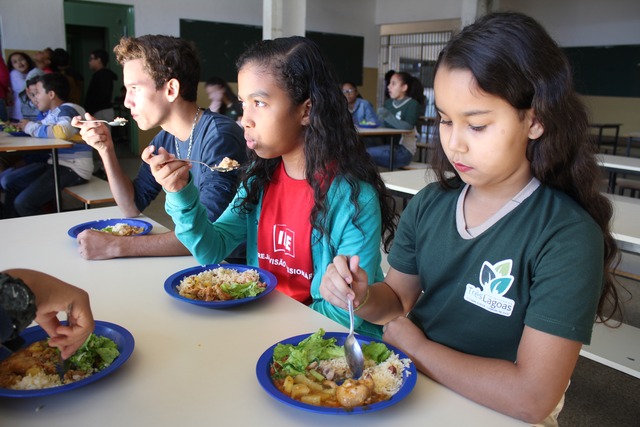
[[354, 288, 370, 312]]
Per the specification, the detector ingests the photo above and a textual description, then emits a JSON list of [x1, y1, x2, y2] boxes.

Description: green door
[[64, 0, 137, 153]]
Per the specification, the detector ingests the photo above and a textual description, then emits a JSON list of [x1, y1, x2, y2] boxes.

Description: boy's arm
[[24, 106, 81, 140]]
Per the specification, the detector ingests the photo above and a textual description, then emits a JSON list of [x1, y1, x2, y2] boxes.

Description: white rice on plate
[[317, 352, 411, 397], [177, 267, 261, 301], [11, 372, 62, 390]]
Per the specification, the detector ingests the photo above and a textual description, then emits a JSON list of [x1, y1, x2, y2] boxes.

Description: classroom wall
[[373, 0, 640, 134], [500, 0, 640, 134], [2, 0, 638, 133], [0, 0, 378, 65]]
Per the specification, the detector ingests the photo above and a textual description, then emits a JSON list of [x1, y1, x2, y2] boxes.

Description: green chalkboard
[[180, 19, 364, 85], [306, 31, 364, 85], [564, 45, 640, 97], [180, 19, 262, 82]]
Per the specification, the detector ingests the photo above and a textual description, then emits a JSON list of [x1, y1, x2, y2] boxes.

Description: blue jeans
[[1, 163, 87, 217], [366, 143, 413, 170], [0, 100, 7, 122]]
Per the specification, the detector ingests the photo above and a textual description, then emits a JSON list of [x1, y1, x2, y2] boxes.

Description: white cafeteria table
[[0, 207, 525, 426]]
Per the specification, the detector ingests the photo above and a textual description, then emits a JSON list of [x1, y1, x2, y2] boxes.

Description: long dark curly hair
[[431, 12, 621, 323], [235, 36, 397, 252]]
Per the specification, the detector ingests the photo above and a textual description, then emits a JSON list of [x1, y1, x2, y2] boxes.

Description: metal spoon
[[78, 119, 128, 126], [173, 159, 239, 172], [345, 291, 365, 379]]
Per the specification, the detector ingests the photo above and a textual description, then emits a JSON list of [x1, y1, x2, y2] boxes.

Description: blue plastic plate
[[164, 263, 277, 308], [0, 320, 135, 398], [256, 332, 417, 414], [357, 123, 379, 129], [67, 218, 153, 238], [8, 131, 29, 136]]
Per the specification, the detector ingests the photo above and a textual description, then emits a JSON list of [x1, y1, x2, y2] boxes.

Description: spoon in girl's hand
[[78, 118, 128, 127]]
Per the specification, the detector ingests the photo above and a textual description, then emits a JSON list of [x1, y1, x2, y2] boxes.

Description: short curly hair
[[114, 34, 200, 101]]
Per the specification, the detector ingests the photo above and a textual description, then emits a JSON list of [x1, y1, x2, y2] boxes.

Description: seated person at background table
[[0, 55, 10, 122], [1, 73, 91, 218], [20, 74, 45, 121], [85, 48, 118, 123], [341, 81, 379, 127], [72, 35, 247, 262], [7, 52, 37, 121], [204, 76, 243, 125], [0, 77, 48, 177], [366, 71, 424, 169], [1, 269, 94, 359], [143, 36, 397, 338], [342, 81, 382, 148], [320, 12, 621, 425]]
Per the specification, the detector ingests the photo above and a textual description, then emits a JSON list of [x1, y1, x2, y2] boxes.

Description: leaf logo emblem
[[479, 260, 514, 296]]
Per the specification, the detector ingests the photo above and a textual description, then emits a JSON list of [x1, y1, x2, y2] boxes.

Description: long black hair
[[432, 12, 620, 323], [235, 36, 397, 251]]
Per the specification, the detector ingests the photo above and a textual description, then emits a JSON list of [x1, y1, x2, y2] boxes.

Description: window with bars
[[378, 30, 452, 118]]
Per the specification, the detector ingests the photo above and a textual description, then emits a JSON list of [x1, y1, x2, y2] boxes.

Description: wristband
[[354, 288, 370, 312]]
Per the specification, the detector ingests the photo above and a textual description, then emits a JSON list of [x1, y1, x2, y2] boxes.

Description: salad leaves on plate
[[220, 281, 265, 299], [67, 333, 120, 372], [271, 329, 393, 379]]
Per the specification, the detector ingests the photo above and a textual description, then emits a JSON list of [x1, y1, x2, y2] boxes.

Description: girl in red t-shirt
[[143, 37, 398, 336]]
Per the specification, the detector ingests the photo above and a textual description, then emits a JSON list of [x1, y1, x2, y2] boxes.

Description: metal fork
[[55, 304, 73, 381]]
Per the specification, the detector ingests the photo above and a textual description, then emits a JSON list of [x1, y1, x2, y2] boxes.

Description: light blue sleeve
[[362, 100, 381, 126], [309, 179, 384, 338], [164, 177, 249, 265]]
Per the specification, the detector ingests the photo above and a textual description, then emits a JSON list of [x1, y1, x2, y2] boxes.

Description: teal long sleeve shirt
[[165, 175, 385, 338]]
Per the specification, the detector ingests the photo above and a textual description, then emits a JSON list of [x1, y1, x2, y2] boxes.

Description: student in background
[[34, 48, 54, 74], [143, 36, 397, 338], [0, 55, 9, 122], [22, 69, 47, 119], [52, 48, 84, 105], [341, 81, 379, 127], [204, 76, 243, 125], [320, 12, 621, 425], [367, 71, 425, 169], [72, 35, 247, 262], [0, 76, 48, 177], [7, 52, 38, 121], [383, 69, 395, 101], [1, 73, 91, 217], [85, 49, 118, 122], [0, 269, 94, 358]]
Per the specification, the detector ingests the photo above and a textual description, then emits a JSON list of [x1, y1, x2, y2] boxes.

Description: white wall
[[501, 0, 640, 46], [1, 0, 639, 66], [374, 0, 463, 23], [373, 0, 640, 47], [0, 0, 67, 51], [0, 0, 380, 66]]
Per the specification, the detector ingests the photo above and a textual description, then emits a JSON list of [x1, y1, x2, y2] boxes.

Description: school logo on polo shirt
[[463, 259, 515, 317]]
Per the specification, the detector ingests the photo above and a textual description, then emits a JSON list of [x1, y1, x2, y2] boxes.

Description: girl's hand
[[319, 255, 369, 310], [141, 146, 191, 192]]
